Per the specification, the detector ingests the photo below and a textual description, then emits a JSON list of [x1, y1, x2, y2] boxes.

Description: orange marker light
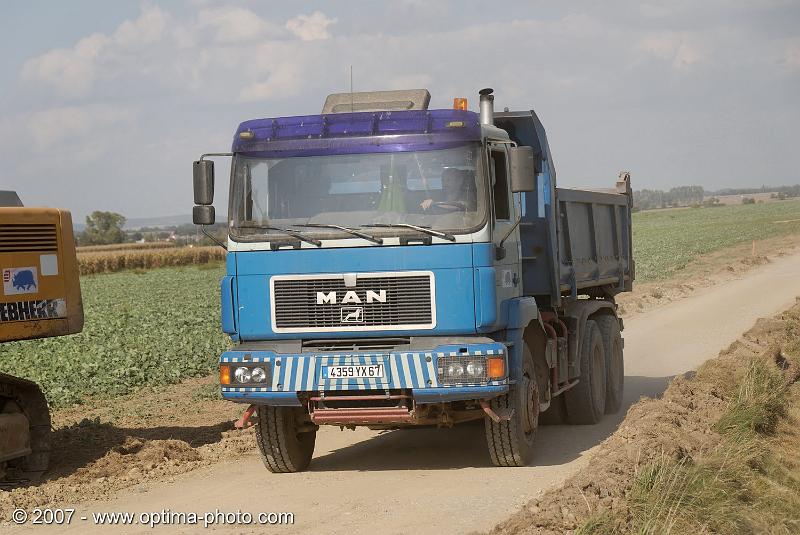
[[487, 358, 505, 379], [453, 97, 468, 111], [219, 365, 231, 385]]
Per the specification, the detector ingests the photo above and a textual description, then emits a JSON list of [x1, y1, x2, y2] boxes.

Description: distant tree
[[742, 197, 756, 205], [633, 185, 705, 211], [80, 211, 127, 245]]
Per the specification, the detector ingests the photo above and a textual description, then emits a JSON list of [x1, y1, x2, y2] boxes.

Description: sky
[[1, 1, 799, 220]]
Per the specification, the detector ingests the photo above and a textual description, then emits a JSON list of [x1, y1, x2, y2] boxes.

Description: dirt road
[[11, 252, 800, 535]]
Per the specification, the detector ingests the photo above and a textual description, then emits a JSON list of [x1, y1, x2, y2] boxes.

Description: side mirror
[[193, 205, 215, 226], [508, 146, 536, 193], [193, 160, 215, 205]]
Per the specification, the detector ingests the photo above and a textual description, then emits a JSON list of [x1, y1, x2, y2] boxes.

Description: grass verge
[[579, 315, 800, 534]]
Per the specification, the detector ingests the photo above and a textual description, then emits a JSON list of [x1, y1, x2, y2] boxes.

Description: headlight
[[439, 354, 497, 384], [446, 363, 465, 377], [251, 367, 267, 383], [466, 361, 485, 377], [234, 367, 251, 384]]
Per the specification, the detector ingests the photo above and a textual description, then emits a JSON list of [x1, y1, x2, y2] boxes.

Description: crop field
[[76, 241, 178, 253], [632, 199, 800, 281], [77, 245, 224, 275], [1, 266, 229, 408], [2, 200, 799, 409]]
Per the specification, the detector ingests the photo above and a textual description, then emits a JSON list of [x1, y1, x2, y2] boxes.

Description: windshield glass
[[229, 144, 486, 241]]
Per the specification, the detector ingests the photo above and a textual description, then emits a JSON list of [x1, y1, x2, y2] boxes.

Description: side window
[[490, 149, 510, 220]]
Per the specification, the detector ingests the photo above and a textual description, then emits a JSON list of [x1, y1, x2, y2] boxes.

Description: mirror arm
[[495, 216, 522, 260], [202, 225, 227, 251]]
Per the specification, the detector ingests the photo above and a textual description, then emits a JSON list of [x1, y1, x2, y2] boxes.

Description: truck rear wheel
[[485, 343, 539, 467], [565, 320, 607, 424], [595, 315, 624, 414], [255, 406, 316, 473]]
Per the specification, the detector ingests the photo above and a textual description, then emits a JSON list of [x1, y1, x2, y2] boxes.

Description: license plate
[[322, 364, 385, 379]]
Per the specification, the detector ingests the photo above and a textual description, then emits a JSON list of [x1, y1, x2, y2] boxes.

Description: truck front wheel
[[564, 320, 607, 424], [255, 406, 316, 473], [485, 344, 539, 467]]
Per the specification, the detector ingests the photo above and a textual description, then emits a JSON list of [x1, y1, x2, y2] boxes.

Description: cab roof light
[[453, 97, 468, 111]]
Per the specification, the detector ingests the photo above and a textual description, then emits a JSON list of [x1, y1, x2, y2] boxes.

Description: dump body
[[495, 111, 633, 306], [196, 88, 634, 471]]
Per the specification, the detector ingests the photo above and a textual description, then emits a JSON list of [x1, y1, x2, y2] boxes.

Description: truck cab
[[193, 88, 633, 472]]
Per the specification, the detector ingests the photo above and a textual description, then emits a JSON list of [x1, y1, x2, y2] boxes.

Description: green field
[[632, 200, 800, 281], [2, 200, 799, 408], [1, 267, 229, 408]]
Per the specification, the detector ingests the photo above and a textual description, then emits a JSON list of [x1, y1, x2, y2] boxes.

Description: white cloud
[[196, 7, 279, 44], [286, 11, 337, 41], [21, 6, 169, 98], [26, 104, 136, 152], [21, 33, 109, 98], [113, 5, 169, 47], [783, 42, 800, 70], [637, 31, 708, 68]]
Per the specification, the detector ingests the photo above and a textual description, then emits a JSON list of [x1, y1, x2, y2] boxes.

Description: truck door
[[488, 144, 522, 309]]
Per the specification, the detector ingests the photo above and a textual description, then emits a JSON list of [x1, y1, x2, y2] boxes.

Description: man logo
[[316, 290, 387, 305], [341, 306, 364, 323]]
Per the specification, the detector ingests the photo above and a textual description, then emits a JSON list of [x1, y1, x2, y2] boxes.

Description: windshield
[[229, 144, 486, 242]]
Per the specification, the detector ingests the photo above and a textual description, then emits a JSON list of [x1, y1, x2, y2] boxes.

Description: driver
[[420, 168, 475, 212], [377, 164, 408, 212]]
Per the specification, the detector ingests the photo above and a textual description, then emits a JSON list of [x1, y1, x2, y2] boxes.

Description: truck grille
[[0, 224, 58, 253], [271, 272, 435, 332]]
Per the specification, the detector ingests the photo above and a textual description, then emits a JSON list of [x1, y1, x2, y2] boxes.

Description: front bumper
[[220, 342, 509, 406]]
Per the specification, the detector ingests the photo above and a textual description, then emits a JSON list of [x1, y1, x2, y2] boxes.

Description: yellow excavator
[[0, 191, 83, 483]]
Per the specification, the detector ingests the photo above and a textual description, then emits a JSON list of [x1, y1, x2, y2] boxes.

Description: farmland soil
[[618, 232, 800, 317], [3, 246, 800, 534]]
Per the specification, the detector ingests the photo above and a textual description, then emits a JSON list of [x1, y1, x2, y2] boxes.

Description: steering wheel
[[429, 201, 467, 212]]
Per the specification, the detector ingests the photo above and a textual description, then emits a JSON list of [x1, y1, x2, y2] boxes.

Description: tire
[[255, 405, 316, 473], [564, 320, 607, 424], [596, 314, 624, 414], [485, 343, 539, 466]]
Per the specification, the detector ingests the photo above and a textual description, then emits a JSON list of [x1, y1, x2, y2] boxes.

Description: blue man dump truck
[[192, 88, 633, 472]]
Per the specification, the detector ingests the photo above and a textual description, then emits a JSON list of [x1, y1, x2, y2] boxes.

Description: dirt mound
[[73, 438, 201, 483], [490, 303, 800, 535]]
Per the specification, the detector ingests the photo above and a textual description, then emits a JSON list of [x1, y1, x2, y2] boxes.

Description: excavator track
[[0, 373, 51, 485]]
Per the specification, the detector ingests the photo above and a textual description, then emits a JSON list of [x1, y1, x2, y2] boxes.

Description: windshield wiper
[[242, 225, 322, 247], [294, 224, 383, 245], [362, 223, 456, 242]]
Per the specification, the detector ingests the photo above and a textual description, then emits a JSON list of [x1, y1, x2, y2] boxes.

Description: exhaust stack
[[479, 88, 494, 126]]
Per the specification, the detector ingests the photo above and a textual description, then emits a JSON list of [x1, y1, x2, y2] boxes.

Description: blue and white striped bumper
[[220, 342, 509, 405]]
